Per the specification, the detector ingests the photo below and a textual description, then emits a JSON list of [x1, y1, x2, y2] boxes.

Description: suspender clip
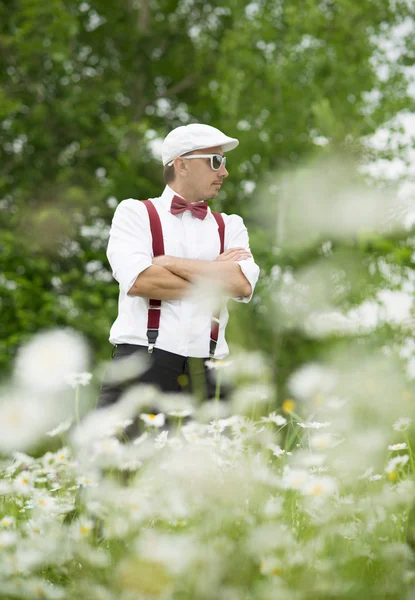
[[147, 328, 159, 354], [209, 338, 217, 360]]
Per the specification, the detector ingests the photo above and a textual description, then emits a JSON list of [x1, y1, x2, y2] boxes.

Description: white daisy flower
[[386, 454, 409, 473], [388, 442, 408, 451], [53, 447, 72, 464], [181, 425, 201, 443], [24, 519, 47, 537], [230, 416, 257, 439], [0, 393, 59, 454], [358, 467, 382, 481], [283, 466, 309, 491], [93, 438, 123, 458], [46, 419, 73, 437], [261, 412, 287, 426], [303, 475, 337, 497], [154, 431, 169, 449], [140, 413, 165, 428], [132, 432, 149, 446], [167, 409, 193, 418], [267, 444, 285, 458], [204, 359, 233, 370], [167, 437, 184, 450], [0, 515, 15, 528], [13, 328, 89, 392], [0, 481, 12, 495], [288, 363, 337, 401], [33, 493, 57, 512], [64, 371, 93, 388], [0, 531, 17, 548], [259, 556, 282, 576], [73, 518, 94, 540], [393, 418, 412, 432], [298, 421, 331, 429], [14, 472, 35, 495], [76, 473, 100, 488], [310, 433, 335, 450], [208, 420, 226, 435], [263, 496, 284, 518]]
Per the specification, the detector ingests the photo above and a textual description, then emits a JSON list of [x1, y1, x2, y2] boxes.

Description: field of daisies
[[1, 323, 415, 600]]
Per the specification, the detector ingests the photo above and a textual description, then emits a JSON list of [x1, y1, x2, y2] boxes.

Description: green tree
[[0, 0, 413, 381]]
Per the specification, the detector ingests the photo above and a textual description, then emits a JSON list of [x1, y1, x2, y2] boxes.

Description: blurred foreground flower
[[13, 328, 89, 392], [64, 372, 93, 388], [46, 419, 73, 438], [1, 337, 415, 599]]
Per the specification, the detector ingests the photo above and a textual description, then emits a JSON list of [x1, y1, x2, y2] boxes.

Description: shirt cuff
[[232, 259, 260, 303], [113, 257, 153, 294]]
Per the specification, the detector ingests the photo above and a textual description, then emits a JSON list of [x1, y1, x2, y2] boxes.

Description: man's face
[[181, 145, 229, 201]]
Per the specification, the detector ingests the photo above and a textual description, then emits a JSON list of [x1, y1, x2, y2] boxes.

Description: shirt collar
[[157, 185, 212, 217]]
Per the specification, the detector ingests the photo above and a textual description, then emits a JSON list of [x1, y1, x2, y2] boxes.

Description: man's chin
[[208, 188, 220, 199], [200, 192, 217, 201]]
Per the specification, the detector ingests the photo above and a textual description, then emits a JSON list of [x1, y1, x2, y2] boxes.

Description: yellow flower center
[[388, 470, 397, 481], [313, 393, 324, 407], [282, 399, 296, 414], [311, 484, 324, 496], [402, 388, 411, 401], [316, 439, 328, 448]]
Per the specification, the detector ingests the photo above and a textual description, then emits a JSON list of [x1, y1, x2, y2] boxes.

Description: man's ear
[[174, 157, 188, 177]]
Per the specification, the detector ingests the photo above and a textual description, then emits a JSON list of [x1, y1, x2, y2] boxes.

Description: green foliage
[[0, 0, 413, 385]]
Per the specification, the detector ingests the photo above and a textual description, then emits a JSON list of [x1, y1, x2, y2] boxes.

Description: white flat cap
[[161, 123, 239, 166]]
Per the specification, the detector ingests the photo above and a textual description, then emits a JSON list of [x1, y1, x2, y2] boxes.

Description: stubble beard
[[201, 185, 220, 202]]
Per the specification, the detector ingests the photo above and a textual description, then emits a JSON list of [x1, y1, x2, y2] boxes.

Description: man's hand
[[151, 253, 252, 297], [215, 248, 252, 262], [152, 255, 168, 267]]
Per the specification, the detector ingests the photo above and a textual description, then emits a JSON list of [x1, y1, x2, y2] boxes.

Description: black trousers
[[97, 344, 226, 409]]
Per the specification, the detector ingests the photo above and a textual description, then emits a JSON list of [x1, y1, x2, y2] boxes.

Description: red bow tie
[[170, 195, 208, 220]]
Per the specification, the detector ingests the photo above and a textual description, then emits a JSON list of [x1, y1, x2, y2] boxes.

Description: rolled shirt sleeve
[[223, 214, 260, 303], [107, 199, 153, 294]]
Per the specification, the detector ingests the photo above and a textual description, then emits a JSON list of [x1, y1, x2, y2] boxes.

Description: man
[[98, 123, 260, 408]]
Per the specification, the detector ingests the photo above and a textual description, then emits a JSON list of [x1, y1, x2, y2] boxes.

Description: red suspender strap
[[212, 211, 225, 254], [141, 202, 226, 358], [210, 212, 225, 359], [142, 200, 164, 353]]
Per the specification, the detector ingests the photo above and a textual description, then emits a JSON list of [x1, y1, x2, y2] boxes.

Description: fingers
[[221, 248, 246, 256], [221, 253, 251, 261], [216, 248, 252, 262]]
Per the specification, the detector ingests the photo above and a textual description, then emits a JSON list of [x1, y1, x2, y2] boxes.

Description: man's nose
[[219, 164, 229, 178]]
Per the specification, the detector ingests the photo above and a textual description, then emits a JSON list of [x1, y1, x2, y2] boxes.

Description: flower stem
[[405, 431, 415, 474], [214, 369, 222, 405], [75, 385, 81, 424]]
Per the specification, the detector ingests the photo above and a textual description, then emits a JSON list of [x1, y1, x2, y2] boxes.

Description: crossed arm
[[128, 248, 252, 300]]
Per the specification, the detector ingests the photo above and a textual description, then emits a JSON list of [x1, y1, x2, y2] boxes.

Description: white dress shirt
[[107, 185, 260, 359]]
